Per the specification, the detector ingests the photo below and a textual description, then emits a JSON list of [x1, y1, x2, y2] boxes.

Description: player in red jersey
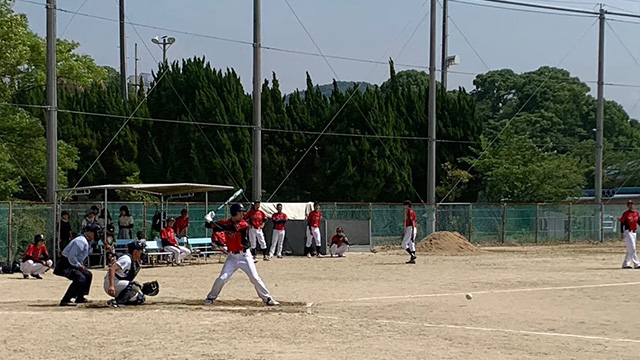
[[269, 204, 288, 259], [620, 200, 640, 269], [20, 234, 53, 279], [402, 200, 417, 264], [244, 201, 269, 262], [173, 209, 190, 238], [161, 218, 191, 265], [329, 227, 349, 257], [306, 203, 323, 257], [205, 203, 278, 306]]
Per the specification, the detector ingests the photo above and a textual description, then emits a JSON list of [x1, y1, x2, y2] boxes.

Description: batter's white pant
[[164, 245, 191, 264], [249, 228, 267, 250], [103, 278, 130, 297], [622, 230, 640, 267], [330, 244, 349, 257], [306, 227, 322, 247], [270, 230, 285, 257], [207, 251, 271, 301], [20, 260, 52, 276], [402, 226, 417, 252]]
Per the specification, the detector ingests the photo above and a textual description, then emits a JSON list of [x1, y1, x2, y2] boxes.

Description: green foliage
[[470, 128, 585, 202]]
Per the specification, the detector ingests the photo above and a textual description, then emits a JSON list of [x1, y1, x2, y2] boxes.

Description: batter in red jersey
[[269, 204, 288, 259], [205, 203, 279, 306], [244, 201, 269, 262], [620, 200, 640, 269], [402, 200, 417, 264], [306, 203, 323, 257]]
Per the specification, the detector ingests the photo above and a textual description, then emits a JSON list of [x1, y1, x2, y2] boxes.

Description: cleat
[[75, 298, 92, 304], [107, 299, 118, 308], [316, 254, 324, 258], [204, 298, 215, 306], [306, 253, 312, 258], [263, 256, 270, 261], [31, 274, 43, 279], [23, 274, 29, 279], [265, 297, 279, 306], [277, 255, 283, 259], [59, 301, 77, 307], [622, 266, 633, 269]]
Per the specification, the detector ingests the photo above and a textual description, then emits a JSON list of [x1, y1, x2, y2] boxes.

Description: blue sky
[[12, 0, 640, 117]]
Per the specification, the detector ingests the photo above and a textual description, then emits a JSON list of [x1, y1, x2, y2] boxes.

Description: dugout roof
[[57, 183, 234, 196]]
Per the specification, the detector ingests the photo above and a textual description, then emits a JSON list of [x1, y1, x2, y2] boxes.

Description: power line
[[450, 0, 598, 17]]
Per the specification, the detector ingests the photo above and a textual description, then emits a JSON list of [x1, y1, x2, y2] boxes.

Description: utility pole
[[595, 5, 605, 241], [252, 0, 262, 202], [46, 0, 57, 204], [441, 0, 449, 90], [427, 0, 437, 233], [134, 42, 139, 90], [119, 0, 127, 99]]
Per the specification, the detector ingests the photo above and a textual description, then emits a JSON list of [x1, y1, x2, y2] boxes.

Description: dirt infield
[[0, 243, 638, 359]]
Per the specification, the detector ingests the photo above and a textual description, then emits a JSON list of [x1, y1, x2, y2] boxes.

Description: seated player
[[205, 203, 279, 306], [161, 217, 191, 265], [105, 240, 159, 307], [329, 227, 350, 258], [20, 234, 53, 279]]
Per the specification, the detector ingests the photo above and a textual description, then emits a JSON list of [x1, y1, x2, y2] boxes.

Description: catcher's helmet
[[127, 240, 145, 253], [230, 203, 245, 216]]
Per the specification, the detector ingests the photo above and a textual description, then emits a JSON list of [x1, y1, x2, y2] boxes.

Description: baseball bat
[[217, 189, 244, 211]]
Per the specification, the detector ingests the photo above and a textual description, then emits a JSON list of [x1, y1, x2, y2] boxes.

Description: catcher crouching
[[105, 240, 159, 307]]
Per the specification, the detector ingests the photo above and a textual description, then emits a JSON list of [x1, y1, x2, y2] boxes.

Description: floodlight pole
[[441, 0, 449, 90], [252, 0, 262, 202], [427, 0, 438, 233], [595, 6, 605, 242]]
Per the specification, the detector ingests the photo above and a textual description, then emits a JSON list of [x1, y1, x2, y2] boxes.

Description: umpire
[[54, 223, 99, 306]]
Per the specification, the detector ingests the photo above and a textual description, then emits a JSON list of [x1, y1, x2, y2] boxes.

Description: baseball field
[[0, 243, 637, 359]]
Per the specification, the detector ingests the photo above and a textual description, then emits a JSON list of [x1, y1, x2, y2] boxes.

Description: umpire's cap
[[230, 203, 246, 216], [127, 240, 145, 253], [83, 223, 100, 234]]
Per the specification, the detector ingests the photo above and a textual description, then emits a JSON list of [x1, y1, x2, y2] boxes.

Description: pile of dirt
[[415, 231, 479, 254]]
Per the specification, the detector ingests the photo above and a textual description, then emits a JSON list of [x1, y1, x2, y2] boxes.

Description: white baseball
[[465, 293, 473, 300]]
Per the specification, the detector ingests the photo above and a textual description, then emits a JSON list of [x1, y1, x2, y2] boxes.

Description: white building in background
[[127, 73, 154, 92]]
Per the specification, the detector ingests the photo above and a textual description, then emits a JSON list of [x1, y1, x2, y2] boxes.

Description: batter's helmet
[[33, 234, 45, 244], [230, 203, 245, 216]]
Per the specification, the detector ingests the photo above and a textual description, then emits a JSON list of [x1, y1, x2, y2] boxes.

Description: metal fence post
[[567, 203, 572, 243], [142, 202, 147, 237], [333, 202, 337, 219], [468, 204, 473, 242], [7, 201, 12, 263], [435, 203, 439, 233], [600, 203, 604, 242], [501, 203, 507, 243], [535, 203, 539, 244]]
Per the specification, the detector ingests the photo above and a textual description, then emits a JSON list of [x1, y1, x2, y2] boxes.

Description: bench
[[188, 237, 225, 263], [145, 239, 173, 266]]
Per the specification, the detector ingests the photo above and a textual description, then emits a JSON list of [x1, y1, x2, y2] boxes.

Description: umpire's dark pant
[[61, 268, 92, 302], [55, 256, 92, 302]]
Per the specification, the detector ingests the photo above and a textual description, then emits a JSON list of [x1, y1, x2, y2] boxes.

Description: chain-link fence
[[0, 201, 629, 262]]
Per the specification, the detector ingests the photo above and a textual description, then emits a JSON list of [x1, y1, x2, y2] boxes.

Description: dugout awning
[[57, 183, 234, 196]]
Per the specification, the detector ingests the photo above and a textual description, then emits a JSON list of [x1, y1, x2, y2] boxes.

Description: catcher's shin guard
[[115, 282, 146, 305]]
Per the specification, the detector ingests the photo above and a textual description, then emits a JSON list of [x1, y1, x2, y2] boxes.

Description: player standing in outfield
[[205, 203, 279, 306], [306, 203, 323, 258], [402, 200, 417, 264], [620, 200, 640, 269], [244, 201, 269, 262], [269, 204, 288, 259]]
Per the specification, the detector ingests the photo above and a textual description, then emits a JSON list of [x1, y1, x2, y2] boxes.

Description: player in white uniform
[[105, 240, 158, 306]]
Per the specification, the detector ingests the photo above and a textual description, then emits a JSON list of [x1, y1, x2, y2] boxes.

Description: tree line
[[2, 0, 639, 203]]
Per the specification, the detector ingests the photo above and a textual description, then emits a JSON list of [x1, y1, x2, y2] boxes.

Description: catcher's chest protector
[[115, 254, 140, 282]]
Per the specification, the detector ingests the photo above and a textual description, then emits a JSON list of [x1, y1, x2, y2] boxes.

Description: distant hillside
[[286, 81, 374, 101]]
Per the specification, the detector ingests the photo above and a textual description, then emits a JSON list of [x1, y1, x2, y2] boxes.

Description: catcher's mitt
[[142, 281, 159, 296]]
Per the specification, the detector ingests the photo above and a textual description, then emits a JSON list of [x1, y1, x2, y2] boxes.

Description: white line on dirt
[[334, 281, 640, 303], [316, 315, 640, 344]]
